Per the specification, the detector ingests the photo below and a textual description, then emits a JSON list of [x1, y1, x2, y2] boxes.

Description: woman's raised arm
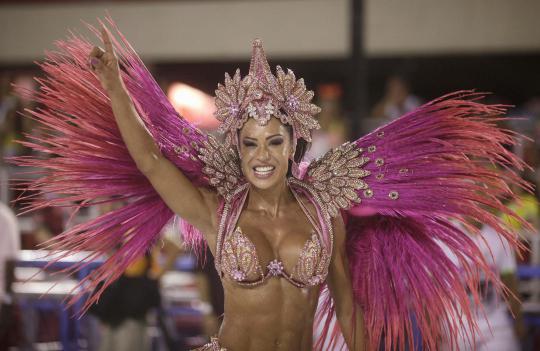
[[89, 27, 218, 235]]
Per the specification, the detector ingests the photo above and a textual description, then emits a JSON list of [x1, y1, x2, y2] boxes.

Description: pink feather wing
[[311, 91, 532, 350], [8, 19, 210, 312]]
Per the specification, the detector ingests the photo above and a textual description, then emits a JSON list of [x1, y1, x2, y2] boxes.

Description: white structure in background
[[0, 201, 20, 304]]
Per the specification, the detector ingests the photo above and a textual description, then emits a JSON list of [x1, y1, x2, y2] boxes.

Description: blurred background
[[0, 0, 539, 350]]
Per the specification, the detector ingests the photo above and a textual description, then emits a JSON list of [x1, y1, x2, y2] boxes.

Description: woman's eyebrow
[[266, 134, 282, 140]]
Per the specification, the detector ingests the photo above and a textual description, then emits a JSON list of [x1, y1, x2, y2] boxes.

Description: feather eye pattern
[[8, 18, 212, 312], [355, 91, 530, 240], [311, 91, 532, 350]]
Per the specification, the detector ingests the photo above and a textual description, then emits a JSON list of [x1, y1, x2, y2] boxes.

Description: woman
[[12, 20, 530, 350], [89, 28, 363, 351]]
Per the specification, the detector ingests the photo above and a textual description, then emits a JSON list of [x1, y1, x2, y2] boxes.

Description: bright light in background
[[167, 83, 218, 129]]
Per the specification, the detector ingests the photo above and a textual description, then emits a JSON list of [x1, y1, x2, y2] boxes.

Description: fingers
[[88, 25, 118, 75], [101, 26, 114, 54], [90, 46, 104, 59], [89, 46, 105, 71]]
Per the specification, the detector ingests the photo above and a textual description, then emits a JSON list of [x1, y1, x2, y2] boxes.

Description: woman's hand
[[89, 26, 123, 93]]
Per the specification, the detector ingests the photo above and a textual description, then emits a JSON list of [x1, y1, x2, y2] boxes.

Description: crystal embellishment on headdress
[[214, 39, 321, 143]]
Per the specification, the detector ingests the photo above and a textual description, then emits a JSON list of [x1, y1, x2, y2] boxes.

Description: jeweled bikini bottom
[[192, 337, 227, 351]]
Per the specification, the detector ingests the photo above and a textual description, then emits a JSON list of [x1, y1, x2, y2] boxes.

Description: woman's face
[[239, 117, 293, 190]]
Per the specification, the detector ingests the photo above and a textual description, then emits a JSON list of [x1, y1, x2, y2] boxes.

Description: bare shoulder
[[295, 191, 318, 214], [295, 190, 346, 233]]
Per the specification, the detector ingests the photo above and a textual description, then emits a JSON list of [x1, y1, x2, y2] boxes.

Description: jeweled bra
[[215, 182, 333, 289]]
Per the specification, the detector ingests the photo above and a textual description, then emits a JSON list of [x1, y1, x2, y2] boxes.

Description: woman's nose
[[256, 145, 270, 160]]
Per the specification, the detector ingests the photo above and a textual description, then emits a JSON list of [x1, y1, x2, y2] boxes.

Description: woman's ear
[[289, 146, 296, 160]]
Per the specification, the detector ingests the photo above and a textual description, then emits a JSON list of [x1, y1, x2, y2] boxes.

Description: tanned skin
[[89, 26, 365, 351]]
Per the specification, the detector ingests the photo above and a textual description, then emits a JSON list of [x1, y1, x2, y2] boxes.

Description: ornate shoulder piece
[[304, 142, 371, 217], [198, 135, 245, 201]]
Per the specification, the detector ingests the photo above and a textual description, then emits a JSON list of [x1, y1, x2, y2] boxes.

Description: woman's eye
[[243, 141, 256, 148], [269, 138, 283, 146]]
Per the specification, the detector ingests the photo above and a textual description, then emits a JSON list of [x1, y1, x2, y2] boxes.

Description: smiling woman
[[239, 118, 293, 188], [239, 121, 310, 181], [10, 19, 532, 351]]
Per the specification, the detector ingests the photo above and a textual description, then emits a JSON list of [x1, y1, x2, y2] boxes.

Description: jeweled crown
[[214, 39, 321, 144]]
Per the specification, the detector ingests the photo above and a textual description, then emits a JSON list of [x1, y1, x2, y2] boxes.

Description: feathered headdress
[[214, 39, 321, 147]]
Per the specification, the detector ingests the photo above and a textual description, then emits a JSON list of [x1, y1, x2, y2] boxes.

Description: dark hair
[[285, 124, 310, 177]]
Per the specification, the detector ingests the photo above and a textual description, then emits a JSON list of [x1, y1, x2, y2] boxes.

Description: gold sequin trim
[[363, 189, 374, 198], [215, 185, 249, 275], [214, 201, 231, 275], [192, 336, 226, 351], [368, 145, 377, 153], [214, 57, 321, 143], [389, 191, 399, 200], [288, 178, 334, 260], [222, 227, 264, 282], [376, 174, 384, 180], [198, 135, 244, 200], [291, 232, 331, 285], [377, 131, 385, 138], [375, 158, 384, 167], [305, 142, 371, 217]]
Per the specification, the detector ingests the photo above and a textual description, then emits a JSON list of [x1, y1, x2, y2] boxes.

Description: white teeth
[[254, 166, 275, 172]]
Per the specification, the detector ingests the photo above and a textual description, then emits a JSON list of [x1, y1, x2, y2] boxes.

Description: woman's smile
[[253, 165, 276, 178]]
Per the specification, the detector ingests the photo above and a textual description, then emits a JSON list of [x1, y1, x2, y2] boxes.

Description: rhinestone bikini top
[[216, 184, 332, 289], [221, 227, 330, 288]]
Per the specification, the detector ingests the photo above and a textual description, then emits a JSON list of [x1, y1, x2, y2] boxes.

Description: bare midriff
[[217, 278, 321, 351]]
